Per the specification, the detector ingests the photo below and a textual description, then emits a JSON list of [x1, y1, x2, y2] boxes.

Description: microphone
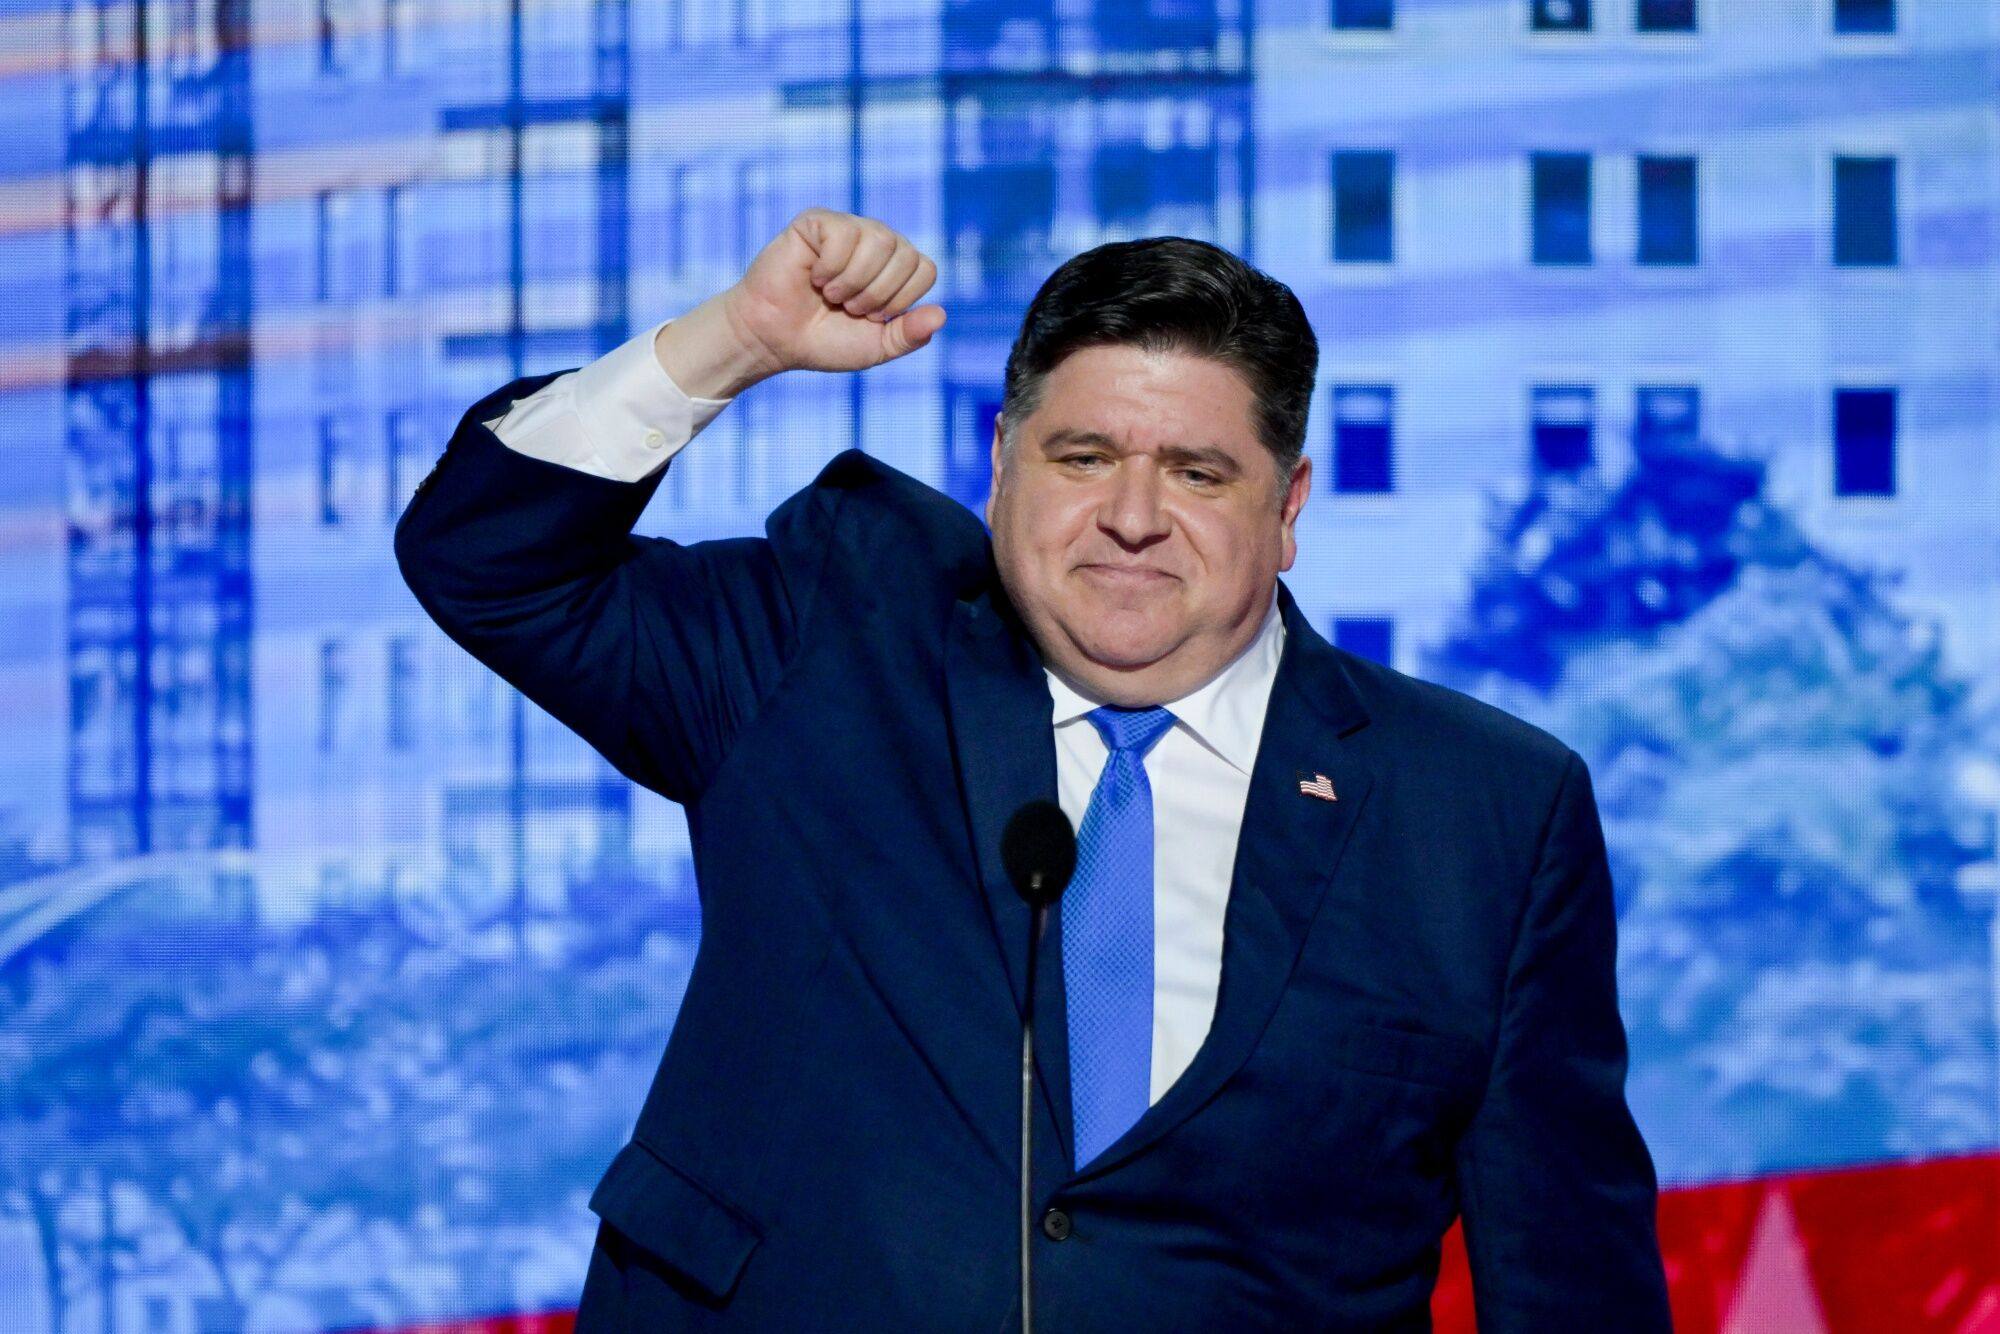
[[1002, 797, 1075, 912], [1000, 799, 1077, 1334]]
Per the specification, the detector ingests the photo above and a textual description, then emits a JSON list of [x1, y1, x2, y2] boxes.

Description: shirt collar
[[1045, 590, 1286, 777]]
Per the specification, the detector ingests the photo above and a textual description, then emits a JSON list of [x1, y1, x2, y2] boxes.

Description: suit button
[[1040, 1207, 1072, 1241]]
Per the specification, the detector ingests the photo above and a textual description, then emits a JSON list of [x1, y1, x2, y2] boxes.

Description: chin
[[1072, 630, 1179, 675], [1061, 598, 1175, 658]]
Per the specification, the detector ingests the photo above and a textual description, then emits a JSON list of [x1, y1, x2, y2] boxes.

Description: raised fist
[[721, 208, 947, 376]]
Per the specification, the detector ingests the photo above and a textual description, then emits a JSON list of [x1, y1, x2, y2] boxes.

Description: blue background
[[0, 0, 1995, 1328]]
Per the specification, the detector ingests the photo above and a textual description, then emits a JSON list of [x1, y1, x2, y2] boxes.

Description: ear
[[985, 413, 1006, 527], [1277, 454, 1311, 573]]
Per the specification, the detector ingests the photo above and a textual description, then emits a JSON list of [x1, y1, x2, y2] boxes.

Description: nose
[[1097, 458, 1171, 548]]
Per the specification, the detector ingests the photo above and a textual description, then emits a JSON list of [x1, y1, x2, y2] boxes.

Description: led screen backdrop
[[0, 0, 1996, 1329]]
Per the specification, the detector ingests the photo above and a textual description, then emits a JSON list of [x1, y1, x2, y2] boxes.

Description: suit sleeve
[[394, 373, 841, 805], [1452, 748, 1673, 1330]]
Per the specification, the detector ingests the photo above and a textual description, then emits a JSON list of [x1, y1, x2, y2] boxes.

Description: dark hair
[[999, 236, 1318, 492]]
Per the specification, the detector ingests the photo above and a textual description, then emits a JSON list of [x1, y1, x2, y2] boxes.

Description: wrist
[[653, 293, 780, 400]]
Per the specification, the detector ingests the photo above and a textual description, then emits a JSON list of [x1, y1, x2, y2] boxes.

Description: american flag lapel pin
[[1298, 772, 1338, 802]]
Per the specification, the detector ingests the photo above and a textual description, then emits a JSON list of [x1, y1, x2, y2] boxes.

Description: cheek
[[1184, 512, 1272, 582], [1181, 509, 1246, 560], [1020, 501, 1092, 568]]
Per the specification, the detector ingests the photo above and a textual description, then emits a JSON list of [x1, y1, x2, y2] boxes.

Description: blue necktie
[[1064, 704, 1177, 1169]]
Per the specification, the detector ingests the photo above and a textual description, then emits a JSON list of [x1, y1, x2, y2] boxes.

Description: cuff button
[[643, 429, 666, 450]]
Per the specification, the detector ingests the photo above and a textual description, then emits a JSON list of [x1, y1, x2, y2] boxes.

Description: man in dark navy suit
[[395, 208, 1672, 1329]]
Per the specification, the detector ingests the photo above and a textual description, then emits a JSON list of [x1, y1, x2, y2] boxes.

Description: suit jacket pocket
[[588, 1137, 764, 1301], [1321, 1017, 1484, 1092]]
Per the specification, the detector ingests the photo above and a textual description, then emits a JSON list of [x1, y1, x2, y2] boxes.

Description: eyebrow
[[1039, 428, 1244, 477]]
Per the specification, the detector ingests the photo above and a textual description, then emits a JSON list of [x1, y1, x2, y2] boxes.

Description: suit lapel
[[1062, 582, 1377, 1185], [941, 589, 1076, 1167]]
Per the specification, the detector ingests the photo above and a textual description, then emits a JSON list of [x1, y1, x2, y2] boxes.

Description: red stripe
[[353, 1313, 574, 1334]]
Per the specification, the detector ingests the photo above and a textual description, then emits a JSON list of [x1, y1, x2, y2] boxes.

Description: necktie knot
[[1087, 705, 1176, 757]]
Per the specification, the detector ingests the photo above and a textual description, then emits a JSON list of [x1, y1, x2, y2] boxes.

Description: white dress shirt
[[482, 315, 731, 479], [483, 315, 1287, 1107], [1046, 599, 1283, 1104]]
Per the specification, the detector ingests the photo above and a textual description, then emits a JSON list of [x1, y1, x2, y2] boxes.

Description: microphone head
[[1000, 799, 1076, 909]]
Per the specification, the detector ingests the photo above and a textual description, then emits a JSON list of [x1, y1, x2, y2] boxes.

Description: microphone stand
[[1000, 799, 1073, 1334], [1020, 898, 1050, 1334]]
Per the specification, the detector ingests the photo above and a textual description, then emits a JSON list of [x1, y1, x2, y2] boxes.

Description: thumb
[[877, 303, 946, 361]]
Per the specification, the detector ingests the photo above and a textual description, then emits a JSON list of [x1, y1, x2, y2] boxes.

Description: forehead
[[1026, 344, 1262, 458]]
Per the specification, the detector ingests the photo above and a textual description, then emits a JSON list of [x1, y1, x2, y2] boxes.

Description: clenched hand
[[659, 210, 946, 399]]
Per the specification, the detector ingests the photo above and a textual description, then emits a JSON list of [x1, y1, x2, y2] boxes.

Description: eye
[[1059, 453, 1107, 471], [1178, 468, 1219, 486]]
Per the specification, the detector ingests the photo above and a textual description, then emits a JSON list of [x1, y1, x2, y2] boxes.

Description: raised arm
[[1452, 749, 1674, 1329], [393, 209, 946, 804]]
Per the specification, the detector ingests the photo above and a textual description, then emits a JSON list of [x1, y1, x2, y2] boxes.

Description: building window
[[1333, 617, 1394, 666], [732, 401, 754, 507], [1331, 0, 1393, 29], [320, 860, 355, 907], [1636, 0, 1696, 31], [1833, 155, 1897, 266], [457, 664, 497, 744], [158, 0, 219, 79], [1833, 0, 1894, 34], [1531, 152, 1592, 265], [388, 634, 419, 752], [385, 183, 423, 300], [1093, 141, 1211, 234], [313, 190, 334, 301], [1530, 0, 1591, 32], [386, 408, 427, 521], [1635, 385, 1701, 454], [943, 384, 1002, 512], [314, 188, 366, 302], [383, 185, 405, 297], [667, 165, 690, 278], [319, 414, 356, 526], [318, 0, 365, 76], [1331, 385, 1394, 493], [1636, 155, 1697, 265], [1532, 384, 1595, 471], [318, 638, 350, 753], [735, 161, 772, 269], [386, 0, 419, 75], [1331, 150, 1394, 263], [1833, 388, 1896, 495]]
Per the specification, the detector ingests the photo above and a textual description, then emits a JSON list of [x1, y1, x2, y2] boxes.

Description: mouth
[[1075, 563, 1178, 587]]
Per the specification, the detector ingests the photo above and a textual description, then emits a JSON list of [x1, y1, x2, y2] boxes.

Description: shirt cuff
[[482, 315, 735, 483]]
